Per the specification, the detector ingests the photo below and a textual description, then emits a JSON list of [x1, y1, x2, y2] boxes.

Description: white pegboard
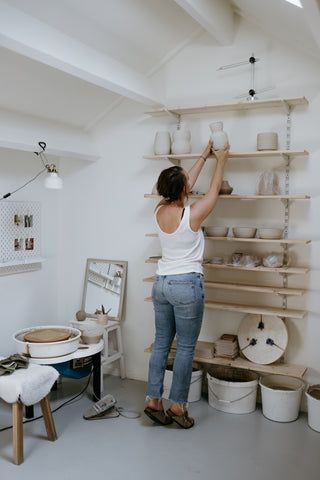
[[0, 201, 42, 275]]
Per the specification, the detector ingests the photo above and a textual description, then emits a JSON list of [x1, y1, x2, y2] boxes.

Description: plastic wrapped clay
[[257, 171, 281, 195], [262, 253, 284, 268]]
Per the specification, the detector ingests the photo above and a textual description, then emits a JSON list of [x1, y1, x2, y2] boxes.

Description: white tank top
[[155, 205, 204, 276]]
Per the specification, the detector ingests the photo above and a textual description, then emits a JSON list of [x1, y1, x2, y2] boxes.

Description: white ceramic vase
[[153, 131, 171, 155], [209, 121, 228, 150], [171, 127, 191, 155]]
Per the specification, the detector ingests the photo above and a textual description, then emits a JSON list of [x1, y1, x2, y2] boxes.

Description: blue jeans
[[146, 272, 204, 404]]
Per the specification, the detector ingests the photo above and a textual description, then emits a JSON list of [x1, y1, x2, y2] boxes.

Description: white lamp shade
[[44, 172, 63, 189]]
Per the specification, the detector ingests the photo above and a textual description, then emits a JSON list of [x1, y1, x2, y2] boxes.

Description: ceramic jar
[[257, 132, 278, 151], [171, 127, 191, 155], [219, 180, 233, 195], [209, 121, 228, 150], [153, 131, 171, 155]]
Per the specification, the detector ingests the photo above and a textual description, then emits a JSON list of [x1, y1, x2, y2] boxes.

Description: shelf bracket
[[163, 109, 181, 129]]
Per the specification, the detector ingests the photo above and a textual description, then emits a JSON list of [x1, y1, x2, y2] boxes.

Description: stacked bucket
[[207, 367, 320, 431]]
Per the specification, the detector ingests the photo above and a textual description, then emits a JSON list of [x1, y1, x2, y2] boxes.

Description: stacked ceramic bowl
[[257, 132, 278, 151]]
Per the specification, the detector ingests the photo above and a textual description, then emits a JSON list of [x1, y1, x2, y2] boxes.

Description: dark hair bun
[[156, 166, 187, 202]]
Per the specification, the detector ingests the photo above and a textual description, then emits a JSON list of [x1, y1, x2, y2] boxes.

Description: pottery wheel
[[238, 314, 288, 365], [24, 328, 71, 343]]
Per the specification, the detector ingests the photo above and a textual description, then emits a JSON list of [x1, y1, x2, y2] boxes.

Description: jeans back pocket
[[167, 280, 196, 305]]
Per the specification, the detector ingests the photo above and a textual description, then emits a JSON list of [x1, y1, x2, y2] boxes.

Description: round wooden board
[[238, 314, 288, 365], [24, 328, 71, 343]]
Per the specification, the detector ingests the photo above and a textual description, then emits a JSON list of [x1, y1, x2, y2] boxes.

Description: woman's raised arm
[[190, 144, 229, 231]]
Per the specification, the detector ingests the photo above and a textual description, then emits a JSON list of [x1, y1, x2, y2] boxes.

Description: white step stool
[[71, 320, 126, 393]]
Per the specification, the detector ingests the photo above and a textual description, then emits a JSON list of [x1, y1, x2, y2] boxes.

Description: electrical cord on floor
[[0, 370, 93, 433], [0, 370, 140, 432]]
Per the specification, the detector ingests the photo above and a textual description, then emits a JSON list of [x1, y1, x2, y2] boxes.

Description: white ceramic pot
[[153, 131, 171, 155], [204, 226, 229, 237], [14, 326, 81, 358], [171, 128, 191, 154], [209, 121, 228, 150], [257, 132, 278, 151], [232, 227, 257, 238]]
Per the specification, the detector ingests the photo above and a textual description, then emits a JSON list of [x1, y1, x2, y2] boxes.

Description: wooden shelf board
[[204, 281, 305, 296], [145, 233, 311, 245], [144, 344, 306, 377], [193, 356, 307, 378], [204, 236, 311, 245], [145, 257, 309, 274], [143, 276, 305, 296], [144, 297, 306, 318], [143, 150, 308, 160], [145, 97, 308, 116], [144, 193, 310, 200], [205, 301, 306, 319]]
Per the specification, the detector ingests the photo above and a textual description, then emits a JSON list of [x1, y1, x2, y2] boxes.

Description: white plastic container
[[306, 385, 320, 432], [259, 374, 305, 422], [163, 366, 203, 403], [207, 367, 259, 414]]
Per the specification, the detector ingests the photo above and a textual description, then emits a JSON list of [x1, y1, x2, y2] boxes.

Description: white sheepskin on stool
[[0, 363, 59, 405]]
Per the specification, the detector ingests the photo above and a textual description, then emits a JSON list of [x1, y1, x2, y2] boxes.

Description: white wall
[[0, 148, 60, 355], [56, 17, 320, 385]]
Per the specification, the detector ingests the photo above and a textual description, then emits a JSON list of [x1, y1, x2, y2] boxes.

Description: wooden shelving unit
[[144, 343, 306, 378], [204, 263, 309, 275], [143, 95, 310, 378], [144, 150, 308, 161], [145, 257, 309, 275], [144, 297, 305, 319], [145, 233, 311, 245], [144, 193, 311, 200], [143, 276, 306, 296], [145, 96, 308, 116]]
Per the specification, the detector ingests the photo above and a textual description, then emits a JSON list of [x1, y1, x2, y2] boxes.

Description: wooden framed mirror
[[82, 259, 127, 322]]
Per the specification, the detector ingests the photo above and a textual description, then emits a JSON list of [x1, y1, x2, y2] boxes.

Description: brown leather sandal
[[144, 407, 173, 425], [166, 409, 195, 429]]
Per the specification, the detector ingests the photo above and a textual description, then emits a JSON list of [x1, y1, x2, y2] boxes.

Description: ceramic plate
[[238, 314, 288, 364]]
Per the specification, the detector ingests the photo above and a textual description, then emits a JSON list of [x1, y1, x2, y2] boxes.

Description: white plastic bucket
[[163, 366, 203, 403], [259, 374, 305, 422], [207, 366, 259, 414], [306, 385, 320, 432]]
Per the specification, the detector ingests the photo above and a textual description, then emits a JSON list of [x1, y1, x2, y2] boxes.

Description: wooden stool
[[0, 362, 59, 465], [12, 395, 57, 465]]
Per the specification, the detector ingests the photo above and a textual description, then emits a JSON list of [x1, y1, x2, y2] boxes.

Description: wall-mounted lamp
[[44, 164, 63, 190], [0, 141, 63, 201], [35, 142, 63, 190]]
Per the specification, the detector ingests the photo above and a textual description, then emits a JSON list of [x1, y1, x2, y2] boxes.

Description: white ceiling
[[8, 0, 200, 74], [0, 0, 319, 130], [0, 46, 120, 128], [233, 0, 320, 59]]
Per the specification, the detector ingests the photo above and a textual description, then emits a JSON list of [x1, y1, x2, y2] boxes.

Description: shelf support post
[[282, 106, 292, 312]]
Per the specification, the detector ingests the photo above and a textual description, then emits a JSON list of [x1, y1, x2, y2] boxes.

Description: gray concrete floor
[[0, 375, 319, 480]]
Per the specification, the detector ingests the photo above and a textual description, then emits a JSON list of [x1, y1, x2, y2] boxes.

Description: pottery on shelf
[[171, 127, 191, 155], [232, 227, 257, 238], [153, 131, 171, 155], [204, 226, 229, 237], [219, 180, 233, 195], [257, 132, 278, 151], [209, 121, 229, 150], [258, 228, 284, 240]]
